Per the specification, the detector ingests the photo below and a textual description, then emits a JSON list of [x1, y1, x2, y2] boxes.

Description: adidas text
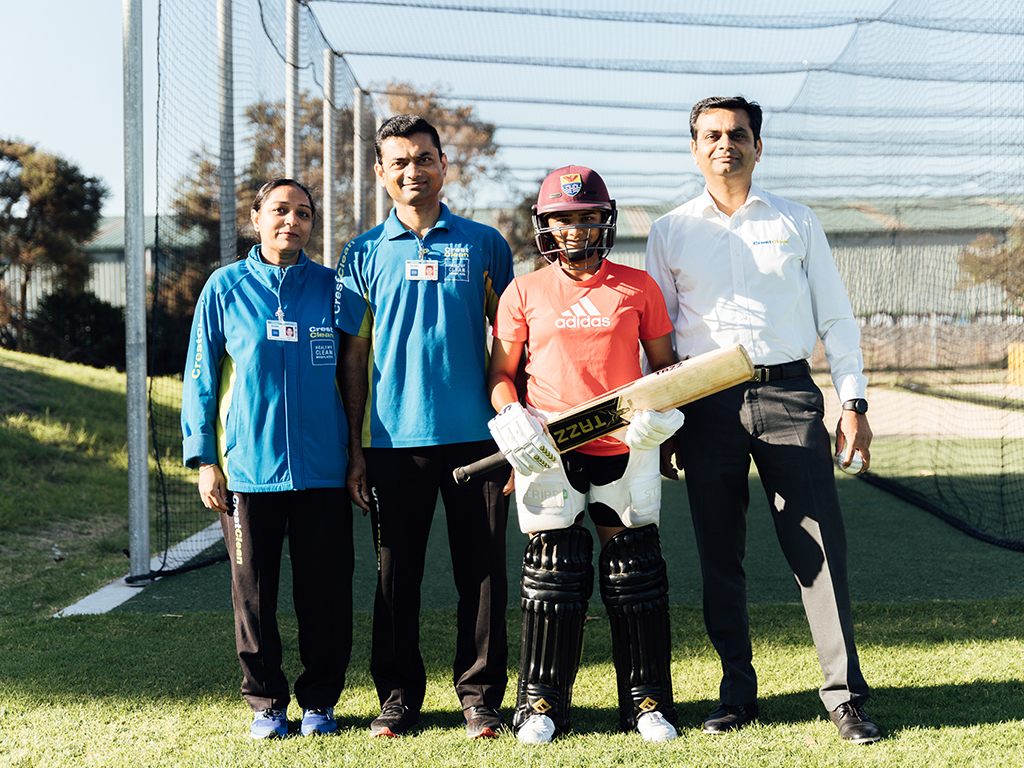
[[556, 315, 611, 329]]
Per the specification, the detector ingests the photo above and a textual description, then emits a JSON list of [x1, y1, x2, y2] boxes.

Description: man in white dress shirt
[[645, 96, 880, 744]]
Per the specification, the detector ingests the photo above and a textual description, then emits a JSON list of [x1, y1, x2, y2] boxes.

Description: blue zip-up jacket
[[181, 246, 347, 492]]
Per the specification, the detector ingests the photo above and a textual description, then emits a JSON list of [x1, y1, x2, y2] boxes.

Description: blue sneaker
[[250, 708, 288, 739], [301, 707, 338, 736]]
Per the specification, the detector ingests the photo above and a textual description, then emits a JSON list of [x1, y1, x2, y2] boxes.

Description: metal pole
[[375, 113, 389, 225], [353, 87, 364, 234], [285, 0, 299, 179], [218, 0, 235, 267], [122, 0, 150, 583], [323, 50, 336, 268]]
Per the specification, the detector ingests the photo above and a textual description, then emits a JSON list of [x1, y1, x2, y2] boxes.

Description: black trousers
[[678, 376, 870, 712], [220, 487, 353, 712], [365, 440, 510, 714]]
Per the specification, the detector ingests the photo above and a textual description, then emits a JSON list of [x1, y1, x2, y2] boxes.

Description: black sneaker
[[464, 705, 503, 739], [370, 704, 420, 737]]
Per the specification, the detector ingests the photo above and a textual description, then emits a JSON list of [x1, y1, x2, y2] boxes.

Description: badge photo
[[267, 319, 299, 341], [406, 259, 439, 281]]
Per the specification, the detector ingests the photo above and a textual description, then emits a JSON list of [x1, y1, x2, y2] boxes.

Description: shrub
[[24, 287, 126, 370]]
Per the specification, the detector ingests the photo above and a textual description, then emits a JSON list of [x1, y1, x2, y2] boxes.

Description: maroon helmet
[[532, 165, 617, 269]]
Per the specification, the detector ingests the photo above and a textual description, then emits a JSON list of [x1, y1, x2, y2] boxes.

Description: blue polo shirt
[[335, 204, 514, 448]]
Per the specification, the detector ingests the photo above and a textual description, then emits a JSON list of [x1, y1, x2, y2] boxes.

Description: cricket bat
[[453, 343, 754, 484]]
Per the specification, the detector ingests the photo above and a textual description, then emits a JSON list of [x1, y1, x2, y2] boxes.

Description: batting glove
[[623, 408, 685, 452], [488, 402, 560, 475]]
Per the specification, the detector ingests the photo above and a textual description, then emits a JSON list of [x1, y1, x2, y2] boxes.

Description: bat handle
[[453, 450, 508, 485]]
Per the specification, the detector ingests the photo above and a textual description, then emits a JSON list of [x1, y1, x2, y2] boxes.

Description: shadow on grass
[[115, 469, 1024, 624], [280, 677, 1024, 738], [5, 601, 1024, 735]]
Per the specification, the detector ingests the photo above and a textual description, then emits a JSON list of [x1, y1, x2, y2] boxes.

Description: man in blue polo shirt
[[335, 115, 514, 740]]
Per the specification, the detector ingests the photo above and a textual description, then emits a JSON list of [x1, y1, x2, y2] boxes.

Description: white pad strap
[[488, 402, 560, 475]]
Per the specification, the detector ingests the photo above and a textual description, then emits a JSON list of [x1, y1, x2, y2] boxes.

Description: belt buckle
[[751, 367, 768, 383]]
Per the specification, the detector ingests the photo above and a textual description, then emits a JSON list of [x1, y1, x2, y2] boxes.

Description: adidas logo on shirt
[[555, 296, 611, 329]]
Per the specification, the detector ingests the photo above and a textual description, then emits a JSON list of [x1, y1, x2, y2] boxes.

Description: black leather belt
[[750, 360, 810, 383]]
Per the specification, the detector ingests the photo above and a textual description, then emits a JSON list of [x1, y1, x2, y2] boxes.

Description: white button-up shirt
[[645, 183, 867, 403]]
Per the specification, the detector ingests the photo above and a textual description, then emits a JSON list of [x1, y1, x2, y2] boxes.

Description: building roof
[[83, 216, 207, 253], [469, 195, 1024, 240]]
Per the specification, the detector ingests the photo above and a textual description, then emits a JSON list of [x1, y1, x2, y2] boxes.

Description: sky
[[3, 1, 160, 217], [3, 1, 1019, 219], [0, 0, 841, 218]]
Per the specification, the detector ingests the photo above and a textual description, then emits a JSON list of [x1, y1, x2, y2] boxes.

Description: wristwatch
[[842, 398, 868, 414]]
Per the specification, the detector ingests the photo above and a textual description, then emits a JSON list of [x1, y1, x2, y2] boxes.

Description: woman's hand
[[199, 464, 231, 512]]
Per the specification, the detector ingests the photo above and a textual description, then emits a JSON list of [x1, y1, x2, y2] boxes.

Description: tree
[[157, 92, 364, 373], [170, 90, 363, 267], [378, 82, 499, 213], [959, 225, 1024, 311], [241, 90, 364, 259], [159, 84, 508, 373], [0, 140, 108, 350], [491, 192, 542, 268], [168, 82, 504, 275]]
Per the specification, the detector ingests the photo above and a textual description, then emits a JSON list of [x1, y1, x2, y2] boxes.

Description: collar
[[246, 245, 308, 284], [697, 182, 768, 218], [383, 202, 453, 241]]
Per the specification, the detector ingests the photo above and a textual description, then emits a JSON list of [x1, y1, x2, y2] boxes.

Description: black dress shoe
[[702, 702, 758, 734], [830, 701, 881, 744]]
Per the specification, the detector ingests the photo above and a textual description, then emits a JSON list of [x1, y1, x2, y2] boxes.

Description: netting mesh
[[147, 0, 366, 574], [146, 0, 1024, 572]]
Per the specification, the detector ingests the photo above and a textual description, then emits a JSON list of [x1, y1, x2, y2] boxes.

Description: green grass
[[2, 351, 1024, 767], [2, 605, 1023, 767], [0, 350, 187, 622]]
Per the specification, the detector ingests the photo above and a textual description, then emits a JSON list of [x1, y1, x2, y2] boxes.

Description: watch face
[[844, 399, 868, 414]]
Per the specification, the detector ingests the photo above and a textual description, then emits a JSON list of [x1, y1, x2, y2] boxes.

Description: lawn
[[1, 350, 1023, 767]]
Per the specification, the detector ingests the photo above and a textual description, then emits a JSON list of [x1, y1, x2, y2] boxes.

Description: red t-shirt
[[493, 260, 673, 455]]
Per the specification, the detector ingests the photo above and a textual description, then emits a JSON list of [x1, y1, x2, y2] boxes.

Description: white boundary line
[[53, 522, 223, 617]]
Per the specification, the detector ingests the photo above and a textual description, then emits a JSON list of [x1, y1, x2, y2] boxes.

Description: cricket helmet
[[532, 165, 617, 270]]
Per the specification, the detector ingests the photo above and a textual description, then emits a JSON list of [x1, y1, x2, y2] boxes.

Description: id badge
[[266, 319, 299, 341], [405, 259, 439, 281]]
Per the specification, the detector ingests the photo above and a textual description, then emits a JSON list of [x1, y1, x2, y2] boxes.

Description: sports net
[[145, 0, 1024, 569], [145, 0, 371, 575]]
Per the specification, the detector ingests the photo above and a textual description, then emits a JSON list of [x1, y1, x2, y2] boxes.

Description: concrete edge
[[53, 522, 223, 617]]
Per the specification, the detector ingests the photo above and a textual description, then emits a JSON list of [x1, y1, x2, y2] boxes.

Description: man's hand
[[346, 446, 372, 514], [488, 402, 559, 475], [624, 408, 685, 452], [835, 410, 872, 472], [659, 434, 681, 480], [502, 469, 515, 497]]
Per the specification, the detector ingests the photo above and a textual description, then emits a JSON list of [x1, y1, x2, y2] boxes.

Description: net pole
[[375, 113, 387, 225], [323, 49, 336, 268], [284, 0, 299, 179], [217, 0, 235, 267], [353, 87, 365, 234], [122, 0, 151, 583]]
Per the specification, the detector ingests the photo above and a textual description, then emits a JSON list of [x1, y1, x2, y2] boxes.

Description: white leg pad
[[589, 448, 662, 528]]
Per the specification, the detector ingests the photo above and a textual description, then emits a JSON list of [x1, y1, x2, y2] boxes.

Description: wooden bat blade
[[546, 344, 753, 452], [453, 344, 753, 484]]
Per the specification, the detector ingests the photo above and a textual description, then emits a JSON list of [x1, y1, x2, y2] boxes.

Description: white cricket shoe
[[517, 714, 556, 744], [637, 711, 677, 742]]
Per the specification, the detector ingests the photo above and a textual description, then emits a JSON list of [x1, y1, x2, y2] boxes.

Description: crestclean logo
[[555, 296, 611, 328], [752, 239, 790, 246]]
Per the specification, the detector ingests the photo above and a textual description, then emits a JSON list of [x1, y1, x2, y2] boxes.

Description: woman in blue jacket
[[181, 179, 351, 739]]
